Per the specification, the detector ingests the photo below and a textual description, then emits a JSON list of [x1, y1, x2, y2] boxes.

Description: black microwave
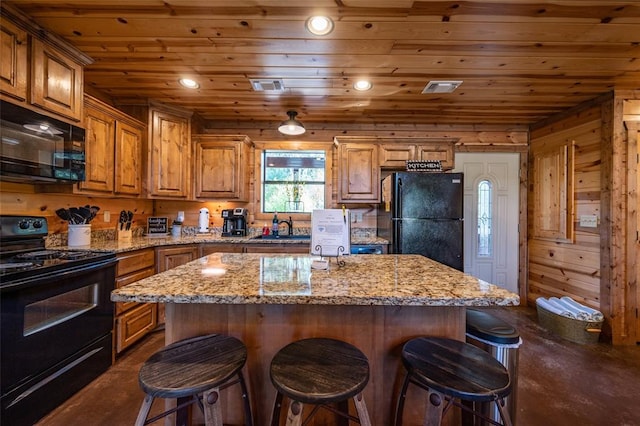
[[0, 101, 85, 183]]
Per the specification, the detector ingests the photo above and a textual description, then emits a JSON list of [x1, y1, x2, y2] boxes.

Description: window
[[262, 150, 325, 213], [477, 180, 492, 257]]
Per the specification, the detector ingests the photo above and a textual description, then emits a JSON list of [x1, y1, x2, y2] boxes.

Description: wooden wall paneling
[[0, 182, 153, 233], [629, 122, 640, 343], [528, 104, 604, 315]]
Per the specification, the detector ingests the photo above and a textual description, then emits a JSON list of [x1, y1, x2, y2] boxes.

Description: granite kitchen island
[[111, 253, 519, 425]]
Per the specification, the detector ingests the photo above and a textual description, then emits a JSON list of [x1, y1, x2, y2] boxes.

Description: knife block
[[117, 228, 132, 242]]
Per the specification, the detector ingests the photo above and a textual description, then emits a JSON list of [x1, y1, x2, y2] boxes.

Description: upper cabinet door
[[80, 105, 115, 193], [0, 18, 28, 101], [337, 142, 380, 203], [148, 109, 191, 198], [115, 120, 143, 196], [193, 135, 252, 201], [30, 38, 84, 122]]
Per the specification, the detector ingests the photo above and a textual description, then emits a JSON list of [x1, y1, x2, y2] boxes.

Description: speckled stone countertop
[[111, 253, 519, 306], [71, 233, 387, 253]]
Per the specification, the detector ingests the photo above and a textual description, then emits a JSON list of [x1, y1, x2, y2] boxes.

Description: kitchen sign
[[406, 160, 442, 172]]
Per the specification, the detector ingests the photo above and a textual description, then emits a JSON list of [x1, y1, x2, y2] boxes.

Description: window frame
[[253, 141, 334, 224]]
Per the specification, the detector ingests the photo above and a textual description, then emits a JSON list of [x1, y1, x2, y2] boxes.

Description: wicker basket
[[537, 303, 603, 344]]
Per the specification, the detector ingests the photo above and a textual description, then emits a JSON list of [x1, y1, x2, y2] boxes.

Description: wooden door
[[195, 141, 240, 199], [149, 109, 190, 198], [0, 17, 27, 101], [337, 143, 380, 202], [80, 105, 115, 193], [114, 120, 142, 196], [454, 153, 520, 294], [30, 38, 83, 121]]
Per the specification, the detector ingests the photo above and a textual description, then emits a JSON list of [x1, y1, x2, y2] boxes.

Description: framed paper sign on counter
[[146, 217, 169, 237], [310, 209, 350, 257]]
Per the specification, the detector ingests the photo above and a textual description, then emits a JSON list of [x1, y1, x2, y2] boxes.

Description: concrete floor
[[35, 306, 640, 426]]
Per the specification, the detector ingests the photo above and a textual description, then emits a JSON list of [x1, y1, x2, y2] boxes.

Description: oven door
[[0, 258, 116, 394]]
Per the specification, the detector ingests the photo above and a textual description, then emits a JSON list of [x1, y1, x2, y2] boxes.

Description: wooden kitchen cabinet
[[156, 245, 199, 273], [0, 7, 91, 121], [30, 38, 84, 122], [147, 105, 192, 198], [0, 17, 28, 101], [79, 96, 144, 196], [193, 134, 253, 201], [155, 245, 199, 324], [335, 139, 380, 203], [114, 249, 157, 355], [380, 140, 455, 170]]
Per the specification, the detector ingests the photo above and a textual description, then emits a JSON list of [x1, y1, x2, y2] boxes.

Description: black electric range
[[0, 215, 115, 287]]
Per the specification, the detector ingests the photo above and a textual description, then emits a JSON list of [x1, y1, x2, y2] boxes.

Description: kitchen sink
[[251, 235, 311, 240]]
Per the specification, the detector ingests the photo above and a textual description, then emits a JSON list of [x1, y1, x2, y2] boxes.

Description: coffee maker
[[221, 208, 247, 236]]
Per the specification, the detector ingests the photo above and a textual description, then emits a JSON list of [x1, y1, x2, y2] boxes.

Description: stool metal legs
[[271, 392, 372, 426], [395, 371, 513, 426]]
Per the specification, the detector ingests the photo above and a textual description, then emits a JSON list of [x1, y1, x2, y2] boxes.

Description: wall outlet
[[356, 212, 363, 222], [579, 215, 598, 228], [103, 210, 110, 223]]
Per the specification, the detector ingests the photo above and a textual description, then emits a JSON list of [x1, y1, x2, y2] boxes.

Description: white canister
[[198, 208, 210, 233], [68, 224, 91, 247], [171, 224, 182, 238]]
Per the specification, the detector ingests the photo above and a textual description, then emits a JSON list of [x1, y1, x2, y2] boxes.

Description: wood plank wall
[[528, 104, 604, 309], [0, 182, 153, 235]]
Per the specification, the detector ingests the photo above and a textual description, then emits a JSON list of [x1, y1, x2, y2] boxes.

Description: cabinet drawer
[[116, 249, 155, 276], [116, 265, 155, 288], [115, 303, 157, 353]]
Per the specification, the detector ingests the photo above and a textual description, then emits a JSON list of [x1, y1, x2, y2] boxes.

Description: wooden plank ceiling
[[5, 0, 640, 127]]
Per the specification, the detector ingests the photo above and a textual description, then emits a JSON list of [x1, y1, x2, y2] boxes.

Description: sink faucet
[[279, 216, 293, 236]]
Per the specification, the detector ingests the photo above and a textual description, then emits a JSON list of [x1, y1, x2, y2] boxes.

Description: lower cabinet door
[[115, 303, 157, 353]]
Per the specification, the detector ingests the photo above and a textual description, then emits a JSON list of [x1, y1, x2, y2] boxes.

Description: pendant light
[[278, 110, 306, 135]]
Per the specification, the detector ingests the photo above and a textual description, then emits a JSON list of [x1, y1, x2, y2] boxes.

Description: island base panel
[[165, 303, 465, 425]]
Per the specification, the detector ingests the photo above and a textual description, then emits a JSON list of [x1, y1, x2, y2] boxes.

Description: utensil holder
[[117, 228, 132, 242], [68, 224, 91, 247]]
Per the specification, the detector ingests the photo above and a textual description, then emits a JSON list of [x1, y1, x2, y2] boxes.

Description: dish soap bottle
[[272, 212, 279, 236]]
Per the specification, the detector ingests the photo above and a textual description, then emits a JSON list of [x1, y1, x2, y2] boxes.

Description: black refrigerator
[[377, 172, 464, 270]]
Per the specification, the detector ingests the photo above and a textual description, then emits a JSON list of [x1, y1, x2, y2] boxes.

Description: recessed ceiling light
[[306, 16, 334, 36], [354, 80, 372, 91], [179, 78, 199, 89]]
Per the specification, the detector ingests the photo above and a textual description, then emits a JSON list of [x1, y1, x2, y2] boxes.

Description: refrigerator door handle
[[397, 177, 403, 216]]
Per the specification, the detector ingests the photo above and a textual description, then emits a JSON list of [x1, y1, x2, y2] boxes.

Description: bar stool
[[395, 337, 512, 426], [269, 337, 372, 425], [135, 333, 253, 426]]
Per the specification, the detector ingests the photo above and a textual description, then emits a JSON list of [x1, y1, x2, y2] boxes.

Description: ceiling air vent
[[422, 80, 463, 94], [250, 79, 285, 92]]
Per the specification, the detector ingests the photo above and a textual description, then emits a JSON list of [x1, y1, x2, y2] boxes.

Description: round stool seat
[[139, 333, 247, 399], [401, 337, 511, 402], [270, 337, 369, 405]]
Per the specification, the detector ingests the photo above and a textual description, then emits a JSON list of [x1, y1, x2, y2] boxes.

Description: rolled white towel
[[536, 297, 575, 319], [560, 296, 604, 322], [551, 297, 591, 320]]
